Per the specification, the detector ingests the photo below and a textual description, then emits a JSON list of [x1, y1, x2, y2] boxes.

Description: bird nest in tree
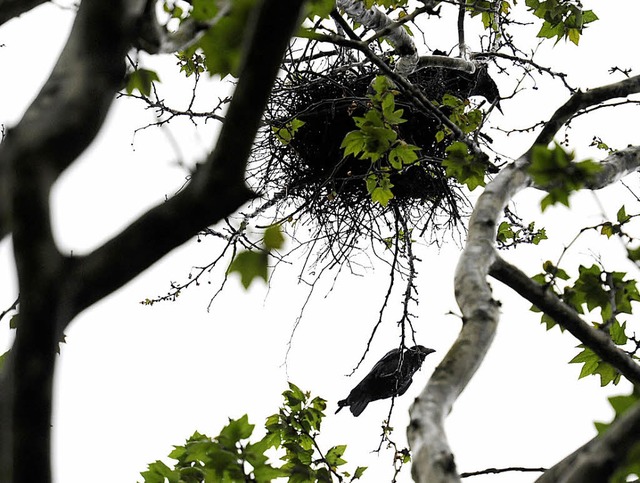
[[249, 54, 491, 257]]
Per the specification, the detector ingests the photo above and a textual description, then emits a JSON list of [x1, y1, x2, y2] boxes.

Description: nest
[[248, 53, 492, 258]]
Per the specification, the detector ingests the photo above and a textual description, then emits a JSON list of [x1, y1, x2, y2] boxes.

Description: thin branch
[[461, 466, 547, 478], [0, 297, 18, 324]]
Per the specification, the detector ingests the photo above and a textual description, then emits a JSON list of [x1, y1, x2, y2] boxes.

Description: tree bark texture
[[0, 1, 306, 482], [408, 75, 640, 482]]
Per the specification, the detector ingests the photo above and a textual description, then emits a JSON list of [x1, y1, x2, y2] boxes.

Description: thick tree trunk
[[0, 1, 306, 482]]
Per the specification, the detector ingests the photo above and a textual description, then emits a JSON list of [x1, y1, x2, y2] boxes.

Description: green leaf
[[273, 118, 305, 145], [610, 320, 628, 345], [529, 143, 601, 211], [570, 346, 620, 386], [325, 445, 348, 467], [126, 68, 160, 96], [354, 466, 368, 479], [366, 173, 395, 206], [263, 225, 285, 250], [228, 251, 268, 289], [304, 0, 335, 19], [218, 415, 255, 449], [388, 142, 419, 169], [442, 142, 486, 190], [196, 0, 257, 77], [496, 221, 515, 243], [567, 27, 580, 45], [617, 205, 631, 224], [341, 130, 367, 159], [140, 460, 180, 483]]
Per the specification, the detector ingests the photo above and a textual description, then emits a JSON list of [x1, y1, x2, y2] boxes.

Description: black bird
[[336, 345, 436, 417]]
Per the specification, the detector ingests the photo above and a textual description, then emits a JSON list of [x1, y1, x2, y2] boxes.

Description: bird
[[336, 345, 436, 417]]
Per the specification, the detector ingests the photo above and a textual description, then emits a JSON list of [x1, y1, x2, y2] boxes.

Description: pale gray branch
[[408, 156, 533, 483], [408, 125, 640, 481], [336, 0, 420, 75]]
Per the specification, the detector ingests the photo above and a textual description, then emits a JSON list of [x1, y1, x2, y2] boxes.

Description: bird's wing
[[368, 348, 402, 379]]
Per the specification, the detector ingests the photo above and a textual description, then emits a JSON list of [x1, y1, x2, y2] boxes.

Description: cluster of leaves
[[496, 220, 547, 248], [433, 91, 492, 191], [140, 383, 365, 483], [594, 389, 640, 483], [525, 0, 598, 45], [435, 94, 483, 142], [273, 118, 306, 146], [341, 75, 421, 206], [227, 225, 285, 289], [528, 143, 601, 211], [441, 142, 487, 191], [531, 261, 640, 386]]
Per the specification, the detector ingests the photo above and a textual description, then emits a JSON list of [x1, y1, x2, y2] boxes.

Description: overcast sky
[[1, 2, 640, 482]]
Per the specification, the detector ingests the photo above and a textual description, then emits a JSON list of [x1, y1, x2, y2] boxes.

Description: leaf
[[197, 0, 257, 77], [304, 0, 335, 19], [600, 222, 615, 238], [273, 118, 305, 145], [617, 205, 631, 224], [570, 346, 621, 386], [567, 27, 580, 45], [529, 143, 601, 211], [325, 445, 348, 467], [341, 130, 367, 159], [140, 460, 180, 483], [366, 173, 395, 206], [609, 320, 628, 345], [218, 415, 255, 448], [228, 251, 268, 288], [496, 221, 515, 243], [388, 142, 419, 169], [442, 142, 486, 190], [126, 68, 160, 96], [263, 225, 285, 250], [354, 466, 368, 479]]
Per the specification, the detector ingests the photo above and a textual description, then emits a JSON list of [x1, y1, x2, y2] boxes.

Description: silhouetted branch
[[489, 256, 640, 385]]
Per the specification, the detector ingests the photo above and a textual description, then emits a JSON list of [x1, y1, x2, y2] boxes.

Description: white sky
[[1, 2, 640, 482]]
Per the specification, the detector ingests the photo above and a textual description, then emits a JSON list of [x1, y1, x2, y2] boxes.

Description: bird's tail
[[349, 400, 368, 417]]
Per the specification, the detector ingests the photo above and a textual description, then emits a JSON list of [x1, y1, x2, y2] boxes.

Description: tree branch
[[489, 256, 640, 385], [407, 153, 533, 482], [407, 116, 640, 480], [536, 399, 640, 483], [70, 0, 305, 318], [0, 0, 47, 27], [0, 1, 148, 481], [336, 0, 423, 75], [535, 75, 640, 146]]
